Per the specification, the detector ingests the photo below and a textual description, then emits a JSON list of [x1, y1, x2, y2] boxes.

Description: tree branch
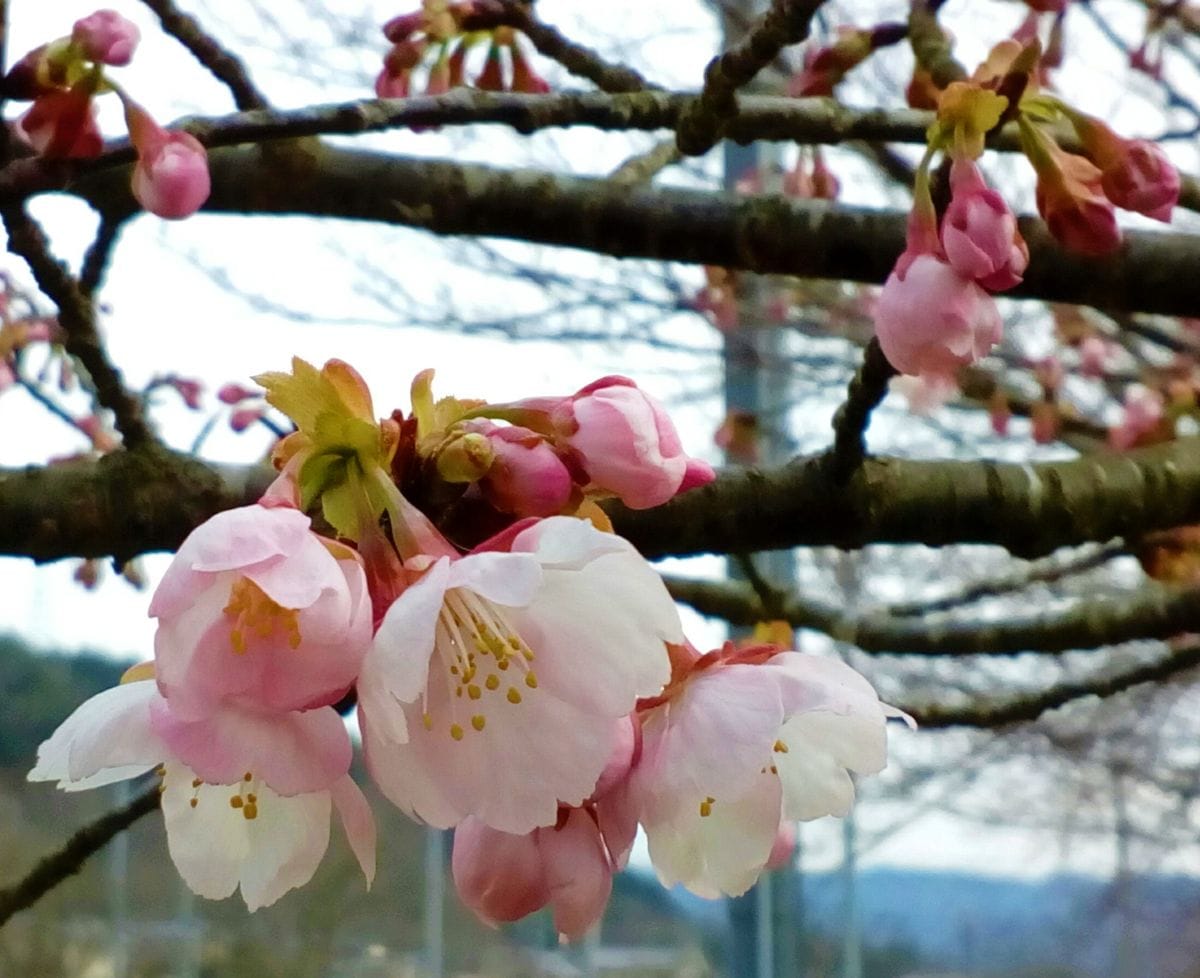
[[1, 205, 154, 447], [0, 785, 159, 927], [138, 0, 269, 110], [666, 575, 1200, 655], [4, 439, 1200, 562], [677, 0, 825, 155], [906, 642, 1200, 728], [57, 147, 1200, 318], [828, 336, 896, 481]]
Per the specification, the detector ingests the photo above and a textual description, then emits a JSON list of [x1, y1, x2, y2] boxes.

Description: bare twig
[[0, 785, 159, 927], [908, 642, 1200, 728], [79, 213, 131, 297], [139, 0, 270, 110], [2, 205, 154, 447], [828, 336, 896, 481], [677, 0, 826, 156]]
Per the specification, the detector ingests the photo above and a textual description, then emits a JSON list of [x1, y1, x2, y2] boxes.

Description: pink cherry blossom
[[1078, 335, 1110, 378], [625, 643, 906, 898], [1108, 384, 1165, 451], [359, 516, 680, 834], [124, 101, 210, 219], [875, 255, 1003, 380], [149, 504, 373, 720], [29, 680, 375, 911], [941, 159, 1028, 291], [73, 10, 141, 66]]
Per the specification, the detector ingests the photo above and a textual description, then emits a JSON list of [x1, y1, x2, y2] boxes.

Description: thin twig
[[79, 214, 130, 297], [2, 205, 155, 447], [138, 0, 269, 110], [827, 336, 896, 481], [885, 542, 1129, 617], [908, 642, 1200, 728], [609, 138, 681, 184], [676, 0, 826, 156], [0, 785, 160, 927]]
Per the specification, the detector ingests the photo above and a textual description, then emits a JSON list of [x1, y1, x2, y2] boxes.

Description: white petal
[[29, 681, 164, 789], [331, 775, 376, 887], [448, 551, 543, 606], [361, 708, 462, 829], [162, 761, 333, 911], [644, 772, 781, 899], [510, 515, 628, 568], [367, 558, 450, 703], [636, 664, 784, 822], [774, 709, 888, 821], [509, 547, 677, 716]]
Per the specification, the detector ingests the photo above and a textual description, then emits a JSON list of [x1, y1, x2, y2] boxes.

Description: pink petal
[[541, 809, 613, 940], [331, 775, 377, 887]]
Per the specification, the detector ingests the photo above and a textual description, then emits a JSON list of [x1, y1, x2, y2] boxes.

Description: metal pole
[[424, 827, 445, 978], [841, 811, 862, 978]]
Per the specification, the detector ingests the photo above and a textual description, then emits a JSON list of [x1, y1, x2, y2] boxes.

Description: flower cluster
[[32, 358, 905, 934], [1, 9, 210, 219], [875, 33, 1180, 383], [376, 2, 548, 101]]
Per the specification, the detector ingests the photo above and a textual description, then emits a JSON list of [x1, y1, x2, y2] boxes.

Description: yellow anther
[[485, 675, 500, 691], [189, 797, 198, 808], [498, 659, 510, 671], [471, 715, 486, 732], [524, 671, 538, 689], [246, 793, 257, 804], [192, 778, 203, 789], [507, 687, 522, 705], [230, 795, 244, 809], [423, 713, 434, 731], [450, 724, 465, 741], [468, 684, 481, 700], [223, 578, 302, 655], [773, 740, 789, 754], [450, 665, 459, 675], [769, 765, 778, 774], [243, 803, 258, 820], [699, 800, 713, 818], [455, 688, 463, 698], [243, 772, 253, 782]]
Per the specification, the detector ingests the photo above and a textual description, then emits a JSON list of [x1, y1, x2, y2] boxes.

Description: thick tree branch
[[666, 575, 1200, 655], [1, 91, 1195, 210], [56, 147, 1200, 318], [4, 439, 1200, 562], [0, 785, 159, 927], [609, 438, 1200, 559], [907, 642, 1200, 728]]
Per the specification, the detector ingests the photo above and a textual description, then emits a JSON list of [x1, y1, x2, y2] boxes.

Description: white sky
[[2, 0, 1198, 884]]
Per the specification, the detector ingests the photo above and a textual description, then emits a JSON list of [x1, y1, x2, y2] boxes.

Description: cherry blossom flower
[[150, 504, 373, 720], [359, 516, 680, 834], [1068, 114, 1180, 221], [875, 255, 1003, 380], [124, 101, 210, 219], [72, 10, 140, 66], [29, 680, 374, 911], [624, 642, 907, 898]]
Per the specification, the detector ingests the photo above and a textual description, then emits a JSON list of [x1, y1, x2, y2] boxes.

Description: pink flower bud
[[73, 10, 140, 67], [941, 159, 1028, 291], [124, 102, 210, 219], [1033, 149, 1121, 256], [510, 43, 550, 94], [1078, 335, 1109, 378], [1099, 140, 1179, 222], [875, 255, 1003, 379], [1109, 384, 1165, 451], [476, 44, 506, 91], [17, 87, 103, 158], [475, 422, 573, 518], [230, 406, 264, 432], [218, 382, 259, 405]]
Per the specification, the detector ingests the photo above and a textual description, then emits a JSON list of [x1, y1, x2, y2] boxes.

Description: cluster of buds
[[2, 10, 210, 220], [376, 2, 548, 101], [32, 357, 906, 933], [876, 32, 1180, 384]]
